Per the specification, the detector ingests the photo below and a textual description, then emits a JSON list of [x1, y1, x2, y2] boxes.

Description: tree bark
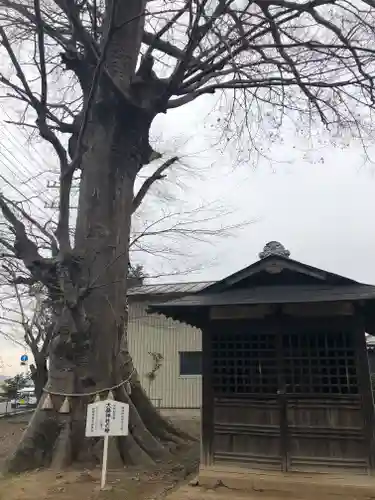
[[30, 356, 48, 402]]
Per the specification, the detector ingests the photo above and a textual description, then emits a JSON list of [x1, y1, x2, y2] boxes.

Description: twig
[[33, 0, 47, 108]]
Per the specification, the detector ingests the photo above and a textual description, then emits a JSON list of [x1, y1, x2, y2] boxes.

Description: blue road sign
[[20, 354, 28, 362]]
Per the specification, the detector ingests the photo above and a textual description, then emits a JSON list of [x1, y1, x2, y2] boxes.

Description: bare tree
[[0, 0, 374, 473], [0, 199, 246, 405], [0, 266, 50, 401]]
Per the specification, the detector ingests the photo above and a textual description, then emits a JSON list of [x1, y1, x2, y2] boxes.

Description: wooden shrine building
[[150, 242, 375, 479]]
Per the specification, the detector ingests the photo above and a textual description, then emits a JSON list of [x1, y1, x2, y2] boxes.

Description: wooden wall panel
[[287, 397, 368, 474], [213, 397, 282, 470]]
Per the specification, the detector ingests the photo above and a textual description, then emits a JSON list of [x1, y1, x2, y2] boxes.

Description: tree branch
[[0, 27, 39, 107], [2, 196, 58, 256], [22, 15, 72, 254], [0, 195, 54, 288], [132, 156, 178, 214], [33, 0, 47, 108]]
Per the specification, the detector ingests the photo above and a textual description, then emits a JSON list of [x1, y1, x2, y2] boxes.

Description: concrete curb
[[0, 409, 34, 419]]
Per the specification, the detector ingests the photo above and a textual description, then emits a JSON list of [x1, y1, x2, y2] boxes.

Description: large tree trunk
[[5, 82, 193, 478], [5, 108, 193, 473]]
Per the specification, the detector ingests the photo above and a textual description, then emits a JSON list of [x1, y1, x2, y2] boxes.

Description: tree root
[[5, 356, 197, 473], [5, 402, 63, 473], [51, 420, 72, 469], [117, 385, 171, 462], [117, 434, 155, 467], [131, 382, 198, 444]]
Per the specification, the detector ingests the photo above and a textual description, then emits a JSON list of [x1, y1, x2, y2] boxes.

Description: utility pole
[[45, 178, 79, 209]]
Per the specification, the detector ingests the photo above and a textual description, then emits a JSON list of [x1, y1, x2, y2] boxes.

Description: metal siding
[[128, 281, 213, 296], [128, 301, 202, 408]]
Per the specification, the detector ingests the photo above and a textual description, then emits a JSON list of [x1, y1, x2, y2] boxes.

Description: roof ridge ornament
[[259, 241, 290, 260]]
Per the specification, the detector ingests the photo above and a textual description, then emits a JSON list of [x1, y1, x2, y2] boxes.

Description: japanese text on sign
[[85, 399, 129, 437]]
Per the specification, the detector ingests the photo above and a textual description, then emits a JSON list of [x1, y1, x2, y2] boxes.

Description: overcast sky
[[1, 91, 375, 375]]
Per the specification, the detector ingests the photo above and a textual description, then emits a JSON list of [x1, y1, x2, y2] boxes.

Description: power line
[[0, 112, 77, 218], [0, 108, 78, 229], [0, 146, 56, 220], [0, 147, 54, 206], [0, 116, 61, 216], [0, 104, 55, 172], [0, 105, 81, 212], [0, 127, 55, 198], [0, 151, 55, 214], [0, 169, 51, 220]]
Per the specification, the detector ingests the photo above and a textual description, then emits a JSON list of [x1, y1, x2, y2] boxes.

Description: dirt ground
[[2, 414, 373, 500], [167, 472, 375, 500], [0, 412, 201, 500], [0, 413, 31, 466]]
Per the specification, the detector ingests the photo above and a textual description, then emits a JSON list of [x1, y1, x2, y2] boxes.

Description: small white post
[[101, 435, 109, 490]]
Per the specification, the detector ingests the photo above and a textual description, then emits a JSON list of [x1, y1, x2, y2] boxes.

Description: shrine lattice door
[[211, 322, 370, 473]]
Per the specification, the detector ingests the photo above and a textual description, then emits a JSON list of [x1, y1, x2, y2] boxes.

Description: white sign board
[[85, 399, 130, 490], [85, 399, 129, 437]]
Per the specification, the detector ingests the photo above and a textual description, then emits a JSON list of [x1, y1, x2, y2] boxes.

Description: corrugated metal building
[[127, 281, 211, 408]]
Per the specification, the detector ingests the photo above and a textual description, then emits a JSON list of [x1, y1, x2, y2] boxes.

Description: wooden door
[[282, 329, 370, 474], [209, 321, 371, 474], [211, 323, 283, 470]]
